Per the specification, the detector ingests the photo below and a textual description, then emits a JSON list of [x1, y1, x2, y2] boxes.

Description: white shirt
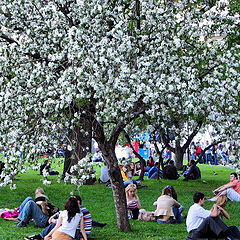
[[186, 204, 211, 233], [57, 210, 83, 238], [100, 166, 110, 183]]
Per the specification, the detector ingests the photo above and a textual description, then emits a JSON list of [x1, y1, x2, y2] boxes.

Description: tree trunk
[[175, 140, 184, 170], [100, 143, 131, 232], [63, 117, 92, 177]]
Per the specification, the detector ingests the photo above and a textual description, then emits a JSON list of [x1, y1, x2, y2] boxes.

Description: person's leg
[[226, 189, 240, 202], [194, 216, 228, 238], [148, 171, 157, 179], [52, 231, 72, 240], [19, 200, 49, 227], [223, 226, 240, 239], [39, 223, 56, 238], [131, 208, 139, 219], [172, 207, 182, 223], [19, 197, 33, 213]]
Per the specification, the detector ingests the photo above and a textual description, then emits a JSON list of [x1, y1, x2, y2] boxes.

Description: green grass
[[0, 162, 238, 240]]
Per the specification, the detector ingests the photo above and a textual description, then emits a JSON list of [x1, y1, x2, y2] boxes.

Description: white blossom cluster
[[64, 155, 96, 188], [0, 0, 239, 187]]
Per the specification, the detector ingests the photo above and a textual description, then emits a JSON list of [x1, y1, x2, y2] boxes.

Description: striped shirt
[[79, 206, 92, 235]]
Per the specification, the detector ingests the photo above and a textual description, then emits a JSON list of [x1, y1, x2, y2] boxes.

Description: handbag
[[138, 209, 156, 221]]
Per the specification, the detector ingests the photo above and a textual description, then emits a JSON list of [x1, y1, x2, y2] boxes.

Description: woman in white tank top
[[44, 197, 87, 240]]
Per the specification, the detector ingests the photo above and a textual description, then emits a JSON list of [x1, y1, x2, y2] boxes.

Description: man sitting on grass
[[183, 160, 201, 181], [209, 172, 240, 202], [186, 192, 240, 239]]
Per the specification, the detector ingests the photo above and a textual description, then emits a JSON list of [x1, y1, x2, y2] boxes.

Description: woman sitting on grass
[[125, 183, 141, 219], [153, 185, 182, 224], [44, 197, 87, 240]]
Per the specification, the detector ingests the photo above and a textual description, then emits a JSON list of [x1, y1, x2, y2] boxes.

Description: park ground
[[0, 161, 239, 240]]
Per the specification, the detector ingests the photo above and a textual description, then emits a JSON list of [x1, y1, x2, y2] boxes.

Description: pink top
[[229, 180, 240, 194]]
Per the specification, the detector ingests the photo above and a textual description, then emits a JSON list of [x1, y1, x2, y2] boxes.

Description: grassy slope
[[0, 162, 238, 240]]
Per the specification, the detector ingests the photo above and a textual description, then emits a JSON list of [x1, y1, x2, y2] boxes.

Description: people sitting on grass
[[125, 183, 141, 219], [146, 156, 155, 171], [15, 188, 58, 227], [209, 172, 240, 202], [186, 192, 240, 239], [183, 160, 201, 181], [40, 160, 59, 176], [44, 197, 87, 240], [147, 162, 162, 179], [92, 149, 104, 162], [25, 195, 106, 240], [162, 160, 179, 180], [120, 163, 139, 187], [1, 188, 48, 221], [153, 185, 182, 224]]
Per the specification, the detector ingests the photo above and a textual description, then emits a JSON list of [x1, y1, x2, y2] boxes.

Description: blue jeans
[[40, 223, 55, 237], [157, 218, 176, 224], [173, 207, 182, 223], [123, 180, 138, 187], [19, 197, 33, 213], [19, 199, 49, 227]]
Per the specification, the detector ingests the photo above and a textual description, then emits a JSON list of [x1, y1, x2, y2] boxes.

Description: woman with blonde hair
[[125, 183, 141, 219]]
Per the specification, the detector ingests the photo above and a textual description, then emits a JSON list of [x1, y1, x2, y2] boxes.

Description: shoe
[[98, 223, 107, 227], [24, 234, 42, 240], [13, 221, 20, 225], [207, 197, 217, 202], [15, 221, 27, 227], [92, 222, 107, 227]]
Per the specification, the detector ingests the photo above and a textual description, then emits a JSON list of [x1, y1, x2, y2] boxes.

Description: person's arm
[[44, 216, 62, 240], [173, 199, 180, 208], [80, 216, 87, 240], [136, 196, 141, 209], [36, 200, 50, 216], [218, 206, 230, 219], [210, 204, 220, 217], [213, 183, 234, 194], [48, 212, 59, 224]]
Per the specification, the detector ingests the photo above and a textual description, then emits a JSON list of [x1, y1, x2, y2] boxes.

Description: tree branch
[[182, 121, 203, 151]]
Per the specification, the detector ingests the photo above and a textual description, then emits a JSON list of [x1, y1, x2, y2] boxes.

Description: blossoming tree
[[0, 0, 239, 231]]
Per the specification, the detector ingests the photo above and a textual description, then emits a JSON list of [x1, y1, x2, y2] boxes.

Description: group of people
[[124, 172, 240, 239], [190, 141, 237, 165], [125, 184, 182, 224], [2, 172, 240, 239], [1, 188, 106, 240]]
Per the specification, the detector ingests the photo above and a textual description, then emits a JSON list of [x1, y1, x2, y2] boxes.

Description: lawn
[[0, 162, 238, 240]]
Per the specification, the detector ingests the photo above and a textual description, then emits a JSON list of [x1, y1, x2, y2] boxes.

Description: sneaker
[[15, 221, 27, 227], [24, 234, 42, 240]]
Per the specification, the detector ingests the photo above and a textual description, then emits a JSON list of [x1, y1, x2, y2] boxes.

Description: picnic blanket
[[0, 207, 19, 219]]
